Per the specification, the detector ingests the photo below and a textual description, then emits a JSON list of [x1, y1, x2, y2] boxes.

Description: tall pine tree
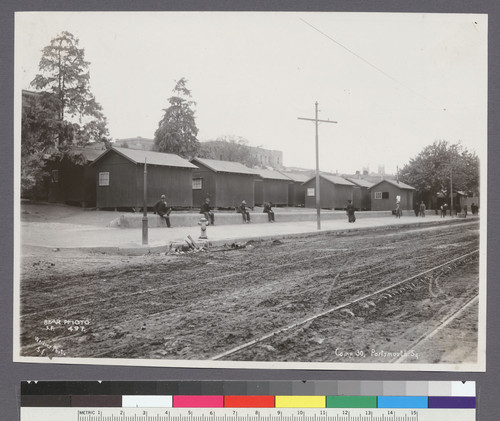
[[30, 31, 109, 147], [154, 78, 199, 158]]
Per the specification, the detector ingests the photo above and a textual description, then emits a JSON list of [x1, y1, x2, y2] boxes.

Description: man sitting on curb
[[263, 201, 275, 222], [200, 198, 215, 225], [153, 194, 172, 227], [239, 200, 251, 223]]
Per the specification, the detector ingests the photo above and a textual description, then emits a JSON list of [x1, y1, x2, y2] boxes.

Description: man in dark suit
[[200, 198, 215, 225], [153, 194, 172, 227]]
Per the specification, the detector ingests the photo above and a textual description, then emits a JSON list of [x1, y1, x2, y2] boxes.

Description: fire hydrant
[[198, 216, 208, 239]]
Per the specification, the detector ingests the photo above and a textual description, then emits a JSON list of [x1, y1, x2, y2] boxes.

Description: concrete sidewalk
[[20, 213, 478, 253]]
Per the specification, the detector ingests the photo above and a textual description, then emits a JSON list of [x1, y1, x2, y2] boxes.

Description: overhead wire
[[299, 18, 446, 111]]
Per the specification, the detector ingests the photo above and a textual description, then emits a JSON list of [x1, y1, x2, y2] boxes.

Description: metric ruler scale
[[20, 408, 475, 421], [20, 381, 476, 421]]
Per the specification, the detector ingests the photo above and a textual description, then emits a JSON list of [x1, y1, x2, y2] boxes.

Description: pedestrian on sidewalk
[[346, 199, 356, 223], [263, 201, 275, 222], [414, 202, 420, 217], [419, 201, 426, 217], [239, 200, 251, 223], [440, 203, 448, 218], [153, 194, 172, 227], [395, 201, 402, 218], [200, 198, 215, 225], [463, 204, 468, 218]]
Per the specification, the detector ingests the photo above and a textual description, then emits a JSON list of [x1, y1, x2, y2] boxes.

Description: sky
[[15, 12, 487, 175]]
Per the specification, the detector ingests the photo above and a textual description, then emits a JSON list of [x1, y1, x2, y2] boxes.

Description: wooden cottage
[[303, 174, 355, 209], [345, 177, 374, 211], [369, 179, 415, 211], [281, 171, 309, 207], [91, 147, 197, 210], [48, 145, 105, 207], [190, 157, 259, 208], [254, 169, 291, 206]]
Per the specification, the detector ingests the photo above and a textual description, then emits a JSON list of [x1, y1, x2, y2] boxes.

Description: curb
[[30, 217, 478, 256]]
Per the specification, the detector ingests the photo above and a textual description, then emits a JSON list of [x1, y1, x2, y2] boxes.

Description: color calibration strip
[[20, 381, 475, 409]]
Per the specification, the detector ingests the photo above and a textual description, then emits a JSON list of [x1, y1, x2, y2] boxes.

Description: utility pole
[[450, 156, 454, 217], [142, 158, 148, 245], [298, 102, 337, 230]]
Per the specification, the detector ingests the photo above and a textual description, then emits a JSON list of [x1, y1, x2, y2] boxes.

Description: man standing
[[346, 199, 356, 223], [419, 201, 426, 217], [442, 203, 448, 217], [414, 201, 420, 217], [153, 194, 172, 227], [200, 198, 215, 225], [395, 201, 401, 218]]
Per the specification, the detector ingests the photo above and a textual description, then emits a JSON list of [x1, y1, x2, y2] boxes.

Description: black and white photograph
[[14, 11, 487, 370]]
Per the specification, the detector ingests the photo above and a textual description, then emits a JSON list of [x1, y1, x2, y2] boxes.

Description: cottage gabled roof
[[191, 157, 259, 175], [92, 147, 198, 168], [345, 177, 375, 188], [279, 171, 310, 183], [369, 178, 415, 190], [303, 173, 355, 186], [255, 168, 292, 181]]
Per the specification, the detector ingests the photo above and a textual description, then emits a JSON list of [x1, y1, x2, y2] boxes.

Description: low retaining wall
[[109, 210, 398, 228]]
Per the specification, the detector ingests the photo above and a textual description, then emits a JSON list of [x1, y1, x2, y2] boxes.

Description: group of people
[[413, 201, 426, 217], [153, 195, 276, 227], [239, 200, 275, 223], [154, 194, 480, 228]]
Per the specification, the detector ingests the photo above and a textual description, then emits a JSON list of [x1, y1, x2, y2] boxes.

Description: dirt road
[[19, 220, 480, 364]]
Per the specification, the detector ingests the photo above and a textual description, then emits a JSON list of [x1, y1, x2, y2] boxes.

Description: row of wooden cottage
[[47, 146, 416, 212]]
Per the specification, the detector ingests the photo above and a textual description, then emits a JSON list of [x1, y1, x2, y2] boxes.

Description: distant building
[[91, 147, 197, 210], [190, 157, 260, 208], [303, 174, 355, 209], [48, 144, 106, 208], [248, 146, 283, 169], [22, 89, 42, 111], [345, 177, 374, 211], [369, 179, 415, 212], [280, 171, 309, 207], [113, 137, 155, 151], [254, 169, 291, 206]]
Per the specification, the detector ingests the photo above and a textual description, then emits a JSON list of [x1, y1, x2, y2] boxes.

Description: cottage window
[[192, 178, 203, 190], [99, 172, 110, 186], [382, 192, 389, 199], [51, 170, 59, 183], [374, 191, 382, 199], [307, 188, 315, 197]]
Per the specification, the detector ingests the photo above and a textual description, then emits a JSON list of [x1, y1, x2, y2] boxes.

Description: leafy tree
[[30, 31, 109, 146], [22, 31, 109, 196], [198, 135, 259, 167], [399, 140, 479, 205], [154, 78, 199, 158]]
